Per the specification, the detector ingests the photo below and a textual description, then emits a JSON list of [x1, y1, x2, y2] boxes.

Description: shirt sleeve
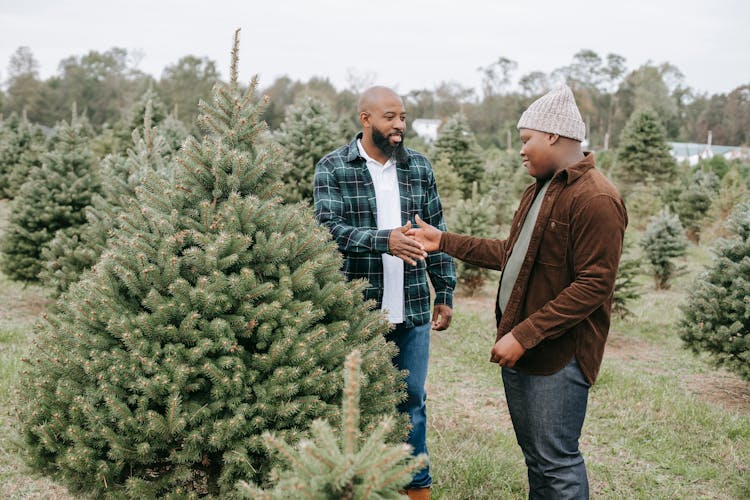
[[422, 166, 456, 307], [313, 159, 391, 254], [511, 194, 627, 349]]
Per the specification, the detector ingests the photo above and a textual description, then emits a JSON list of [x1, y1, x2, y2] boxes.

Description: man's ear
[[547, 133, 561, 145], [359, 111, 371, 129]]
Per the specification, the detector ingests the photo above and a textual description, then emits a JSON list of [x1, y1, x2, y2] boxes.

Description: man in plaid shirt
[[314, 86, 456, 499]]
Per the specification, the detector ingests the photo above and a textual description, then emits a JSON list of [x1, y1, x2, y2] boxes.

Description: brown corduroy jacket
[[439, 153, 627, 384]]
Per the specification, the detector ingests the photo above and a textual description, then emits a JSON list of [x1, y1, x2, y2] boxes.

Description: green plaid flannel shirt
[[314, 134, 456, 328]]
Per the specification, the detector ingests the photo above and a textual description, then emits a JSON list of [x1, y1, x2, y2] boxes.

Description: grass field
[[0, 198, 748, 499]]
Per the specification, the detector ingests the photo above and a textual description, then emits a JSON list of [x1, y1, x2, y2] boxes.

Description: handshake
[[388, 215, 442, 266]]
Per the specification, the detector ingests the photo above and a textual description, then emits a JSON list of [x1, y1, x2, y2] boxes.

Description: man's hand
[[405, 215, 443, 252], [489, 332, 526, 368], [432, 304, 452, 331], [389, 221, 427, 265]]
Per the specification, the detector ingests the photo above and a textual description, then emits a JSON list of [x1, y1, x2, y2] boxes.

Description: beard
[[372, 127, 409, 164]]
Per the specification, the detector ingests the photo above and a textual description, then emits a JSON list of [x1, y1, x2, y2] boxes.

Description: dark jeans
[[386, 322, 431, 489], [502, 357, 591, 500]]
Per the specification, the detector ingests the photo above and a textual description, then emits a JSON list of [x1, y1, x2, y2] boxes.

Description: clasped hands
[[388, 214, 442, 265]]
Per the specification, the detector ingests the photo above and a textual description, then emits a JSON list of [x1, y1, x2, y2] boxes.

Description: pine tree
[[0, 112, 99, 282], [18, 32, 403, 498], [679, 200, 750, 380], [612, 237, 642, 317], [673, 169, 720, 242], [450, 183, 494, 295], [39, 101, 180, 295], [640, 208, 688, 290], [614, 107, 678, 193], [0, 112, 47, 199], [276, 96, 343, 203], [239, 350, 426, 499], [434, 113, 484, 195]]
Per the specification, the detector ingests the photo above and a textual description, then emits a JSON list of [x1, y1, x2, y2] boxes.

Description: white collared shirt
[[357, 139, 404, 324]]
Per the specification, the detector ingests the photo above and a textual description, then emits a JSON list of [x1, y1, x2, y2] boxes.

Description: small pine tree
[[673, 170, 720, 242], [0, 113, 100, 282], [450, 183, 494, 295], [640, 208, 688, 290], [276, 96, 343, 203], [434, 113, 484, 195], [19, 32, 403, 498], [614, 108, 677, 193], [39, 101, 180, 295], [239, 350, 426, 499], [0, 112, 47, 199], [679, 201, 750, 380], [612, 237, 642, 317]]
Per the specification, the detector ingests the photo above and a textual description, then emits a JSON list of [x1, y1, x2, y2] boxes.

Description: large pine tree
[[19, 32, 403, 498], [0, 112, 99, 282]]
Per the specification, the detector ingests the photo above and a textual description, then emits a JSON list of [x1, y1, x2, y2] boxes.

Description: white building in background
[[411, 118, 442, 143], [670, 132, 749, 166]]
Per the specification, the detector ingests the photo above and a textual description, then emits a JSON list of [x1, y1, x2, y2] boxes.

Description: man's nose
[[394, 117, 405, 131]]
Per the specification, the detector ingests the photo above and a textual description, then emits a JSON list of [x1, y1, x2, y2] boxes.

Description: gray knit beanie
[[517, 85, 586, 141]]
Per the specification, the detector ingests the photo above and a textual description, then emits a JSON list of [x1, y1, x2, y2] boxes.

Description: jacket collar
[[558, 151, 596, 185]]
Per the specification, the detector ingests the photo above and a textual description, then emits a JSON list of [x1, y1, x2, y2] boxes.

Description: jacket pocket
[[536, 218, 569, 267]]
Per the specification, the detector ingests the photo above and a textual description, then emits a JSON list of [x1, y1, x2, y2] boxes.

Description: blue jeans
[[502, 357, 591, 500], [386, 322, 431, 489]]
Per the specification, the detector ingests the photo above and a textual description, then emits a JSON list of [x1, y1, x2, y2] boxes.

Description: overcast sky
[[1, 0, 748, 96]]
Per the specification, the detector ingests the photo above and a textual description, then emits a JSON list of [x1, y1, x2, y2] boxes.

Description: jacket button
[[551, 221, 556, 229]]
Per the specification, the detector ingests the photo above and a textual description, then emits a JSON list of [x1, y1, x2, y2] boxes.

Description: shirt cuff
[[511, 318, 544, 350], [373, 229, 392, 253], [434, 289, 453, 308]]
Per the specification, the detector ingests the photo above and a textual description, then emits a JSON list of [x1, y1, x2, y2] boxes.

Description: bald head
[[358, 86, 403, 114], [357, 86, 407, 164]]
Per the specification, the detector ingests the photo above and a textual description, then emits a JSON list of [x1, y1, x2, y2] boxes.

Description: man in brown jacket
[[408, 85, 627, 499]]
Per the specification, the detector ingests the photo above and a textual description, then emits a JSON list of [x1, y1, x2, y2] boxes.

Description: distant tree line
[[1, 47, 749, 148]]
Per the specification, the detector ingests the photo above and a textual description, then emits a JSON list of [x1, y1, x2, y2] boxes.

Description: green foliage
[[276, 96, 344, 203], [450, 183, 494, 295], [240, 350, 426, 499], [18, 35, 403, 498], [0, 112, 47, 199], [624, 185, 665, 230], [679, 201, 750, 380], [430, 153, 463, 207], [39, 101, 182, 295], [612, 236, 642, 317], [158, 55, 221, 131], [434, 113, 484, 195], [0, 115, 99, 282], [640, 208, 688, 290], [594, 149, 617, 177], [614, 108, 677, 192], [480, 147, 524, 227], [697, 155, 732, 180], [671, 169, 720, 242]]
